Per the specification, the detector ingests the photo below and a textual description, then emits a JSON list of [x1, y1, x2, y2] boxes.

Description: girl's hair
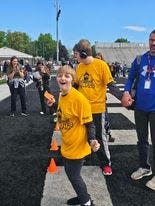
[[44, 65, 50, 75], [73, 39, 92, 56], [57, 65, 77, 84], [10, 56, 19, 65], [95, 52, 104, 60], [36, 60, 44, 66], [9, 56, 19, 70], [35, 63, 50, 75]]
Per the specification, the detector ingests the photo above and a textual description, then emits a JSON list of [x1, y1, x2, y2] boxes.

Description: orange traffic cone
[[54, 122, 59, 131], [50, 138, 59, 151], [47, 158, 58, 173]]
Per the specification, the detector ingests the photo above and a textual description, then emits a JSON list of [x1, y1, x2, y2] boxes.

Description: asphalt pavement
[[0, 77, 154, 206]]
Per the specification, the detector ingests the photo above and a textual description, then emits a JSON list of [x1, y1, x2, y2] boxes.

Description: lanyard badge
[[144, 79, 151, 89], [144, 53, 155, 89]]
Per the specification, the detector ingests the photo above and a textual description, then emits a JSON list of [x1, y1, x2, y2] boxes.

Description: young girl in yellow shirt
[[56, 65, 100, 206]]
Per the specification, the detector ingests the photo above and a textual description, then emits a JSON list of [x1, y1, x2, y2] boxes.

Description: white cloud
[[124, 26, 146, 32]]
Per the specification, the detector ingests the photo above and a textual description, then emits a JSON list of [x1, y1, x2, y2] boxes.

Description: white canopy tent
[[0, 47, 33, 64]]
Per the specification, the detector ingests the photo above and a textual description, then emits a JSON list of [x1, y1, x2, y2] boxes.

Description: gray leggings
[[63, 157, 90, 205], [93, 113, 111, 167]]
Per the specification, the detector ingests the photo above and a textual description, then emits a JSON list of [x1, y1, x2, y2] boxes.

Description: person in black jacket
[[33, 61, 50, 114], [24, 60, 32, 83]]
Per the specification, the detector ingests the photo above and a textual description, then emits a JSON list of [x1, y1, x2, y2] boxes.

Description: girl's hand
[[90, 140, 100, 152], [46, 96, 55, 106]]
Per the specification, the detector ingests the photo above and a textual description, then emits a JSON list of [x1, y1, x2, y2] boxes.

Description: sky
[[0, 0, 154, 49]]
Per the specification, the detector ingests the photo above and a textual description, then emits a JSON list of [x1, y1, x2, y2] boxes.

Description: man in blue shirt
[[121, 29, 155, 191]]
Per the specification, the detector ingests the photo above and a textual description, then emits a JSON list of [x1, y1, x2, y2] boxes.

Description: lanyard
[[146, 54, 155, 79]]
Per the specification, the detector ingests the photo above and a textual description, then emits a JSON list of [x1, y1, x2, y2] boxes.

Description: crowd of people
[[1, 30, 155, 205], [95, 52, 128, 79], [0, 57, 53, 117]]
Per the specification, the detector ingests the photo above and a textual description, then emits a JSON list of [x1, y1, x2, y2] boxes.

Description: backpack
[[127, 55, 141, 110]]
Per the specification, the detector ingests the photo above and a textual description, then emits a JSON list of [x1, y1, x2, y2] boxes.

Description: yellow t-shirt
[[58, 87, 92, 159], [76, 58, 113, 113]]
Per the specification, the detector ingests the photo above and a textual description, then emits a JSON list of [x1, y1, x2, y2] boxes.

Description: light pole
[[55, 0, 61, 64]]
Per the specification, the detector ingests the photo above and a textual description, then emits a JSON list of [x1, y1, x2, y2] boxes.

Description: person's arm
[[85, 121, 100, 152], [7, 69, 15, 80], [18, 68, 24, 78], [124, 58, 137, 92], [85, 121, 95, 143], [121, 58, 138, 107], [107, 81, 123, 101], [42, 73, 50, 81], [8, 66, 24, 79]]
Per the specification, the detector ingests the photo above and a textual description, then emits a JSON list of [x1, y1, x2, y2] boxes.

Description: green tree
[[6, 31, 31, 53], [59, 41, 69, 61], [0, 31, 7, 47], [0, 30, 68, 60], [28, 40, 38, 57], [37, 33, 56, 60], [115, 38, 130, 43], [53, 41, 69, 61]]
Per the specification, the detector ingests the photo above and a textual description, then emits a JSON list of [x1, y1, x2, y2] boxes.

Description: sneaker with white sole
[[40, 111, 45, 115], [131, 167, 152, 180], [21, 112, 29, 117], [146, 176, 155, 190], [81, 199, 95, 206]]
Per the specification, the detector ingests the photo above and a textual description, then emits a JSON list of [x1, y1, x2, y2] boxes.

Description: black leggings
[[63, 157, 90, 205]]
